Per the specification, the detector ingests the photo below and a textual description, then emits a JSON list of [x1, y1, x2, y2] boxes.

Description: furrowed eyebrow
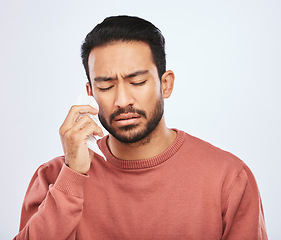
[[94, 76, 118, 82], [124, 70, 149, 79], [93, 70, 149, 82]]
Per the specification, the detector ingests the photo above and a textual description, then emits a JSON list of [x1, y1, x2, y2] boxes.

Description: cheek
[[93, 90, 111, 116], [98, 102, 110, 119], [94, 97, 110, 119], [141, 84, 162, 103], [138, 89, 161, 114]]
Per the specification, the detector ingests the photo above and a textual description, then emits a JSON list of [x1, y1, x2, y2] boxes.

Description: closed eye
[[131, 80, 147, 86], [98, 86, 114, 92]]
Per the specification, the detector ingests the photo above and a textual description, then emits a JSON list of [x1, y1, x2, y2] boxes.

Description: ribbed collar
[[97, 129, 186, 170]]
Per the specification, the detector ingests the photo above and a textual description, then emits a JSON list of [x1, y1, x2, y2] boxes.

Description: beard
[[98, 97, 164, 144]]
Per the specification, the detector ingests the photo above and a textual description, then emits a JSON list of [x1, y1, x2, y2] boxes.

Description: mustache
[[109, 106, 147, 123]]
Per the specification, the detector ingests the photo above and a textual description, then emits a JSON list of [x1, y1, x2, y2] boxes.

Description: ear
[[161, 70, 175, 98], [86, 82, 93, 96]]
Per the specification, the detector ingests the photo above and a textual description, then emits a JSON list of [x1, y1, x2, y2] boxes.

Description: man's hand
[[59, 105, 104, 174]]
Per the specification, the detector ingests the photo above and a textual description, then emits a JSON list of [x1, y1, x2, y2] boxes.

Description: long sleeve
[[222, 165, 268, 240], [13, 131, 268, 239], [14, 162, 88, 240]]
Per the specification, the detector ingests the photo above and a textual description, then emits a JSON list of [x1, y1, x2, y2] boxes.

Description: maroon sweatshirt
[[15, 130, 267, 239]]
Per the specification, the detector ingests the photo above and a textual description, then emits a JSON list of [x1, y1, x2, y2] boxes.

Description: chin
[[112, 123, 158, 144]]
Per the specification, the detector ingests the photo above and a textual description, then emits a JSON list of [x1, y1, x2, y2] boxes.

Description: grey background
[[0, 0, 280, 239]]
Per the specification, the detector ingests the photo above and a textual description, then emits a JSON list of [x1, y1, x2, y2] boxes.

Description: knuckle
[[70, 105, 78, 112], [64, 130, 75, 141], [64, 130, 70, 139], [59, 126, 64, 135]]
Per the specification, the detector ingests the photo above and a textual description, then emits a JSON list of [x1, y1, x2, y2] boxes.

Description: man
[[15, 16, 267, 239]]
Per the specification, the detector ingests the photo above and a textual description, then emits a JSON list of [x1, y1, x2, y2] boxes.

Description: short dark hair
[[81, 15, 166, 87]]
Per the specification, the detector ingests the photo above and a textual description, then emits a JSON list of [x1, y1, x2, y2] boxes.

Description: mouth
[[114, 113, 141, 127]]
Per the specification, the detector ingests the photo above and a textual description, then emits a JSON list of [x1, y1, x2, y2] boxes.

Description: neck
[[107, 118, 177, 160]]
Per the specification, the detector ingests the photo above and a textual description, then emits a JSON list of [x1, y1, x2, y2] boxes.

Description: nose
[[114, 82, 134, 108]]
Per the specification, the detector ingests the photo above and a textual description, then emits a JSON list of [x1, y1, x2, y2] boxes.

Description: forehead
[[88, 41, 156, 78]]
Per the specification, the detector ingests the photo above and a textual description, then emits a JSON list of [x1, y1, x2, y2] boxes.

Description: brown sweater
[[15, 130, 267, 239]]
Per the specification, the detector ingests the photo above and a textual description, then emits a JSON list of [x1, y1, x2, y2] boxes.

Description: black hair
[[81, 15, 166, 87]]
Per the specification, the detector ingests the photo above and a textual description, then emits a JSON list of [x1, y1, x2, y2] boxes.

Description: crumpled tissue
[[75, 94, 107, 161]]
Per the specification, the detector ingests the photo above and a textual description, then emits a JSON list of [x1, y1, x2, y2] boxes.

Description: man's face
[[87, 41, 164, 143]]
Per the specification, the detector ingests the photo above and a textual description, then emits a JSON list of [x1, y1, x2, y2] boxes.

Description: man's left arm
[[221, 165, 268, 240]]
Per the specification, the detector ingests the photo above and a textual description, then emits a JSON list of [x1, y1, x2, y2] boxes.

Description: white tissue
[[75, 94, 107, 161]]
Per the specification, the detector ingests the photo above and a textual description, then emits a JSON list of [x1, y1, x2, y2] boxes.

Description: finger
[[68, 119, 103, 146], [80, 120, 103, 139], [73, 105, 99, 122], [72, 115, 104, 137], [60, 105, 99, 135], [65, 105, 99, 126]]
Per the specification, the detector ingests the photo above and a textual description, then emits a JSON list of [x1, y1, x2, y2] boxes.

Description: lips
[[114, 113, 141, 127], [114, 113, 141, 121]]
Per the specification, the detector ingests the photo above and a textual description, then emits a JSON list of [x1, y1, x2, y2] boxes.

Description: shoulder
[[22, 156, 66, 207], [177, 130, 259, 199], [43, 155, 65, 169], [176, 130, 246, 180], [34, 156, 65, 184]]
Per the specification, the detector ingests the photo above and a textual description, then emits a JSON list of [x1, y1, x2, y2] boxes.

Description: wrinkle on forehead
[[94, 70, 150, 82], [88, 41, 156, 81]]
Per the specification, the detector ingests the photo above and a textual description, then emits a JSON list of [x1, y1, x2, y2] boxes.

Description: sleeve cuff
[[53, 164, 89, 198]]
